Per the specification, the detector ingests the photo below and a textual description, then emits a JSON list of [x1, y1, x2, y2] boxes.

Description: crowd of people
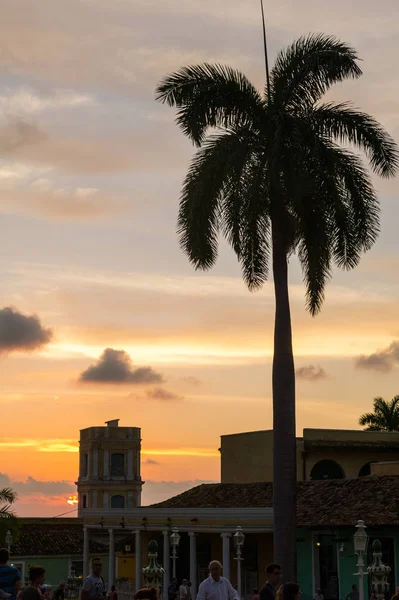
[[0, 547, 392, 600]]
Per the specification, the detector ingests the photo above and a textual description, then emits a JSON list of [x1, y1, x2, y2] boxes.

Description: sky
[[1, 0, 399, 517]]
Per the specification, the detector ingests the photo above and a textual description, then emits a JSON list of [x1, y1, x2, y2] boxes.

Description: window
[[310, 460, 345, 480], [82, 494, 87, 509], [359, 462, 372, 477], [111, 453, 125, 476], [70, 560, 83, 578], [111, 495, 125, 509]]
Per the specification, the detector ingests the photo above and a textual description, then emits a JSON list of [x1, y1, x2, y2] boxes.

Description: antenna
[[260, 0, 271, 100]]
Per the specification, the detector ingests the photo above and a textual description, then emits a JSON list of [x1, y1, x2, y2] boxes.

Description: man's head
[[209, 561, 222, 582], [59, 582, 66, 590], [29, 566, 46, 586], [352, 586, 358, 592], [0, 549, 9, 565], [266, 564, 282, 587], [182, 581, 188, 586], [316, 590, 322, 595], [91, 557, 103, 577]]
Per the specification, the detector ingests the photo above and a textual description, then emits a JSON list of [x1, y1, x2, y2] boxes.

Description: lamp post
[[233, 526, 245, 599], [170, 528, 180, 579], [353, 520, 368, 600], [5, 531, 12, 553]]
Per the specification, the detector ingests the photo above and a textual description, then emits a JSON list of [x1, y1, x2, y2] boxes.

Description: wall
[[10, 556, 107, 586], [220, 429, 399, 484], [220, 431, 303, 483]]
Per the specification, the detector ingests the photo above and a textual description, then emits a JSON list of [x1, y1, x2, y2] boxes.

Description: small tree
[[0, 488, 18, 546]]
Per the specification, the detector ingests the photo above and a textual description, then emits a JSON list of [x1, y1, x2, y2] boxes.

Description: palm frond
[[155, 64, 266, 146], [311, 102, 399, 178], [0, 488, 17, 504], [177, 128, 257, 269], [271, 34, 361, 110], [237, 157, 271, 290], [0, 505, 16, 518]]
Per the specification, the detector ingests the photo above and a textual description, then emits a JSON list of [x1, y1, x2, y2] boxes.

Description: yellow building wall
[[221, 428, 399, 483], [117, 554, 135, 581], [220, 430, 303, 483], [371, 461, 399, 476]]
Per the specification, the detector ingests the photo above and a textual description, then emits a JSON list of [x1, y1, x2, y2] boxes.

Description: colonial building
[[220, 428, 399, 483], [76, 419, 143, 514]]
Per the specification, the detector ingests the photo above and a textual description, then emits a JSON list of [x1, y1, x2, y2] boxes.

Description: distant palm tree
[[0, 487, 17, 518], [155, 34, 398, 579], [359, 396, 399, 431]]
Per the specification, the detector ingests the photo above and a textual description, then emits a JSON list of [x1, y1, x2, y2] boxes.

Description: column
[[108, 529, 115, 588], [163, 531, 171, 600], [92, 490, 98, 508], [127, 450, 134, 479], [103, 491, 109, 508], [87, 450, 92, 477], [93, 449, 99, 478], [135, 444, 141, 478], [221, 533, 231, 580], [135, 529, 142, 591], [83, 527, 89, 578], [189, 533, 197, 599], [104, 450, 109, 477]]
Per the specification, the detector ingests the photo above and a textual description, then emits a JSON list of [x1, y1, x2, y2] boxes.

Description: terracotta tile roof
[[151, 476, 399, 527], [11, 521, 108, 557]]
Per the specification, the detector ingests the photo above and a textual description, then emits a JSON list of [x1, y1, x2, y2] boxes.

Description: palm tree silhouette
[[155, 34, 398, 578]]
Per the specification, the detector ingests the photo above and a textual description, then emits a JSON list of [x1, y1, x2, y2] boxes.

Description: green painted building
[[9, 519, 109, 587]]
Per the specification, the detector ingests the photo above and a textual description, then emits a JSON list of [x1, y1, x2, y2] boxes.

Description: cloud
[[143, 458, 160, 466], [146, 387, 183, 401], [79, 347, 164, 384], [0, 306, 53, 352], [0, 472, 75, 496], [355, 341, 399, 373], [0, 87, 95, 115], [181, 376, 202, 387], [296, 365, 328, 381]]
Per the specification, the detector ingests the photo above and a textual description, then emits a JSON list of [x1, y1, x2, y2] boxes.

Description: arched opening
[[111, 453, 125, 476], [359, 462, 372, 477], [310, 459, 345, 481], [111, 495, 125, 509]]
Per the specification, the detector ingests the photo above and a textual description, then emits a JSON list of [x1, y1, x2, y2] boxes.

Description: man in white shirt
[[179, 580, 188, 600], [197, 561, 239, 600]]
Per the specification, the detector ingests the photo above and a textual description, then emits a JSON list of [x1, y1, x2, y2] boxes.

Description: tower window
[[111, 453, 125, 476], [82, 494, 87, 509], [110, 495, 125, 509]]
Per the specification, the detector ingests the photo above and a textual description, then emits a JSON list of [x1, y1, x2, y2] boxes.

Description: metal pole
[[172, 547, 177, 579], [358, 555, 364, 600], [237, 547, 242, 599]]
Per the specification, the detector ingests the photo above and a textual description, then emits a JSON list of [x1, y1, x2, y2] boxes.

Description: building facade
[[77, 419, 143, 514], [220, 428, 399, 483]]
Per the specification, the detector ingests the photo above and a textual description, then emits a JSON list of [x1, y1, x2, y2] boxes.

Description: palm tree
[[359, 396, 399, 431], [155, 34, 398, 579], [0, 487, 17, 518]]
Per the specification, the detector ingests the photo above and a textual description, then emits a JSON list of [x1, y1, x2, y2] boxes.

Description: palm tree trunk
[[271, 223, 297, 582]]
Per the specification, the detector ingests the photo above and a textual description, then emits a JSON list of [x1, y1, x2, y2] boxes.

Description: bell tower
[[76, 419, 143, 515]]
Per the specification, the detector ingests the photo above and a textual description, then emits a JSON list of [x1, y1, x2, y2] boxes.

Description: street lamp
[[233, 527, 245, 599], [170, 528, 180, 579], [5, 531, 12, 553], [354, 520, 369, 600]]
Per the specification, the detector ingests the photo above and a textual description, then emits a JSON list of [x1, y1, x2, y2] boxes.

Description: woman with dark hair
[[276, 583, 300, 600], [133, 589, 158, 600]]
